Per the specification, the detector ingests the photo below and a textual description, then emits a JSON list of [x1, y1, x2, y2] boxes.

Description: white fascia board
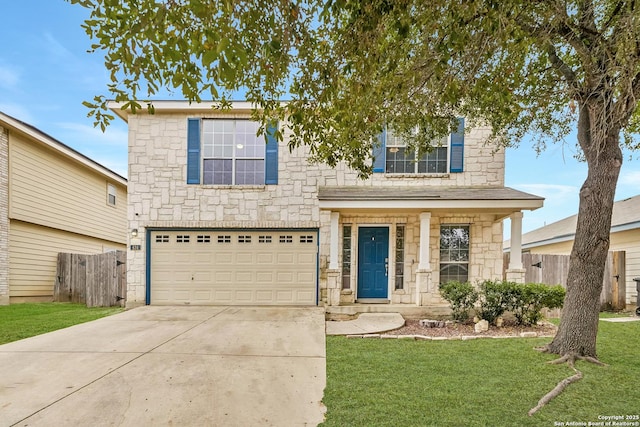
[[318, 198, 544, 210], [108, 100, 277, 121], [0, 113, 127, 185]]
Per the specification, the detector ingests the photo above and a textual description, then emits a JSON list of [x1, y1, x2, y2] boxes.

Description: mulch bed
[[382, 319, 557, 338]]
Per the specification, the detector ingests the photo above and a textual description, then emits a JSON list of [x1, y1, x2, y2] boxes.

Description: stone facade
[[0, 126, 8, 305], [125, 110, 508, 307]]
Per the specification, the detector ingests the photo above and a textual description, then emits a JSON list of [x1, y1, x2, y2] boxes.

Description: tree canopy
[[73, 0, 640, 174]]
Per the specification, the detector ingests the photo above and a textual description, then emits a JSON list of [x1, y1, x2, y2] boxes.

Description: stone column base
[[326, 270, 341, 306], [415, 269, 433, 306], [0, 294, 9, 306], [505, 269, 526, 283]]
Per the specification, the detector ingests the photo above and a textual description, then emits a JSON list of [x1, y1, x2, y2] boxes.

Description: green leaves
[[69, 0, 640, 173]]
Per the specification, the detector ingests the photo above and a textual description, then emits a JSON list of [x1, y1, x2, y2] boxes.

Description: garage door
[[150, 230, 318, 305]]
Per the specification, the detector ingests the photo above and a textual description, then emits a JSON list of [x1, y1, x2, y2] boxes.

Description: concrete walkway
[[600, 316, 640, 322], [325, 312, 405, 336], [0, 306, 326, 427]]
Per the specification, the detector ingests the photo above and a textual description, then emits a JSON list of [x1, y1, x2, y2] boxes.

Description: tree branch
[[546, 44, 579, 90]]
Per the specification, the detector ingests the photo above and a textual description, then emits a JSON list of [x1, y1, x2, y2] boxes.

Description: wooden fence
[[503, 251, 626, 311], [54, 251, 126, 307]]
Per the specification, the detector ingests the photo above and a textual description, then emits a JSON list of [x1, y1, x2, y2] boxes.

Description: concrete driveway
[[0, 306, 326, 426]]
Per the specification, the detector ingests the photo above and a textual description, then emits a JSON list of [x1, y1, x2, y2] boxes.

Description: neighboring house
[[111, 101, 543, 308], [0, 112, 127, 304], [505, 195, 640, 308]]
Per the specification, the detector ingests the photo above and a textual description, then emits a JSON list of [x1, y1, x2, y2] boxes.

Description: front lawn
[[0, 303, 124, 345], [322, 316, 640, 426]]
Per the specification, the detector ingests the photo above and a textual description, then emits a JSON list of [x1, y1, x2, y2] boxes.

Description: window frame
[[106, 183, 117, 207], [394, 224, 405, 290], [342, 225, 352, 290], [201, 119, 266, 186], [439, 224, 470, 285], [385, 127, 450, 174]]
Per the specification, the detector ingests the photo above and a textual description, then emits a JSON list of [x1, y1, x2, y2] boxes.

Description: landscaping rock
[[419, 319, 446, 328], [474, 319, 489, 333]]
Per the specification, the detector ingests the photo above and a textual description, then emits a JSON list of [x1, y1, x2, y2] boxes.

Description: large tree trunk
[[547, 104, 622, 358]]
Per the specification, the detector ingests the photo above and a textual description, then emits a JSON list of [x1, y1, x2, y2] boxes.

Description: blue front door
[[357, 227, 389, 299]]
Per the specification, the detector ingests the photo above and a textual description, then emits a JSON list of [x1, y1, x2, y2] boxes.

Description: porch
[[325, 302, 452, 321]]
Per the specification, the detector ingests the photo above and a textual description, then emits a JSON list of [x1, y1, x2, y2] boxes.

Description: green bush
[[510, 283, 565, 326], [440, 280, 566, 326], [439, 281, 478, 322], [475, 280, 518, 325]]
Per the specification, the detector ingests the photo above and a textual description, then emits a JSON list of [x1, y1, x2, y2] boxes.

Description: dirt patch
[[383, 319, 557, 338]]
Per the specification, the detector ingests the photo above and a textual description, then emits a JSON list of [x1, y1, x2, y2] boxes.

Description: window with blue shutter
[[449, 118, 465, 173], [191, 119, 274, 186], [372, 129, 386, 173], [265, 122, 278, 185], [186, 118, 201, 184]]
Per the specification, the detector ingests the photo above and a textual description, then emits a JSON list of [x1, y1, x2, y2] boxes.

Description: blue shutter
[[450, 117, 464, 173], [372, 128, 386, 173], [265, 122, 278, 185], [186, 118, 201, 184]]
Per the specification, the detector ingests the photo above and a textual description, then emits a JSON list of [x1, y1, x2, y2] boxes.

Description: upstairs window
[[202, 120, 265, 185], [107, 183, 117, 206], [385, 128, 448, 174], [373, 118, 464, 174]]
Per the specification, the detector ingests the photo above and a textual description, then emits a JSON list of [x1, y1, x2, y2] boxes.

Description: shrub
[[439, 281, 478, 322], [510, 283, 566, 326], [475, 280, 518, 325]]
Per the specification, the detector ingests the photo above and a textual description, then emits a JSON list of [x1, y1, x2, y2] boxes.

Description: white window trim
[[439, 224, 470, 284], [386, 127, 451, 174], [201, 119, 265, 186], [107, 183, 117, 207]]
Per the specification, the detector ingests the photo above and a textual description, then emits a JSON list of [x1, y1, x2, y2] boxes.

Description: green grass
[[0, 303, 124, 345], [322, 317, 640, 426]]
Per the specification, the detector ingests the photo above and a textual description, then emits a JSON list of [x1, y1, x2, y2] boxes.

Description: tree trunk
[[547, 105, 622, 358]]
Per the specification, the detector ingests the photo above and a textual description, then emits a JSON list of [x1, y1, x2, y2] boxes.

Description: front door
[[357, 227, 389, 299]]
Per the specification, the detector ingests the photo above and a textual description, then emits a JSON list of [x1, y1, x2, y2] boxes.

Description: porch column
[[329, 211, 340, 270], [416, 212, 433, 306], [418, 212, 432, 270], [326, 211, 341, 306], [506, 211, 526, 283], [509, 212, 523, 270]]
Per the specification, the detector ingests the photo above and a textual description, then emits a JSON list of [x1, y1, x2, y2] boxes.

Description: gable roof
[[505, 194, 640, 250], [0, 111, 127, 185]]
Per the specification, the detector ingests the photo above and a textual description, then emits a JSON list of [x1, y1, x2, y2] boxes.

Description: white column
[[329, 211, 340, 270], [509, 212, 523, 270], [418, 212, 432, 270]]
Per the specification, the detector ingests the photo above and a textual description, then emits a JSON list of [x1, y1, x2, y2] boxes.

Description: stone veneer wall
[[327, 213, 504, 306], [0, 126, 9, 304], [125, 112, 506, 306]]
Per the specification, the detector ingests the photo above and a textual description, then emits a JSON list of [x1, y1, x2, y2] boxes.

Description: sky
[[1, 1, 639, 238]]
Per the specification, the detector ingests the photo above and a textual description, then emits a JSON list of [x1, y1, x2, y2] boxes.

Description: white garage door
[[150, 230, 318, 305]]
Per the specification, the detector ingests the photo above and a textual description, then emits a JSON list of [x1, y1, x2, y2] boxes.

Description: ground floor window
[[395, 225, 405, 289], [342, 225, 352, 289], [439, 225, 469, 284]]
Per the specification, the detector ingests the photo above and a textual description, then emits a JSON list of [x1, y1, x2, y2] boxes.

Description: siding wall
[[8, 220, 125, 300], [8, 131, 127, 244], [527, 231, 639, 305], [0, 126, 9, 304]]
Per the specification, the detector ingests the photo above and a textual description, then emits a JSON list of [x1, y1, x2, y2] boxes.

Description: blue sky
[[1, 1, 639, 237]]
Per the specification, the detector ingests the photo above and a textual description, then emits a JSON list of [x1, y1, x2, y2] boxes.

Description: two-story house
[[111, 101, 543, 309], [0, 112, 127, 304]]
